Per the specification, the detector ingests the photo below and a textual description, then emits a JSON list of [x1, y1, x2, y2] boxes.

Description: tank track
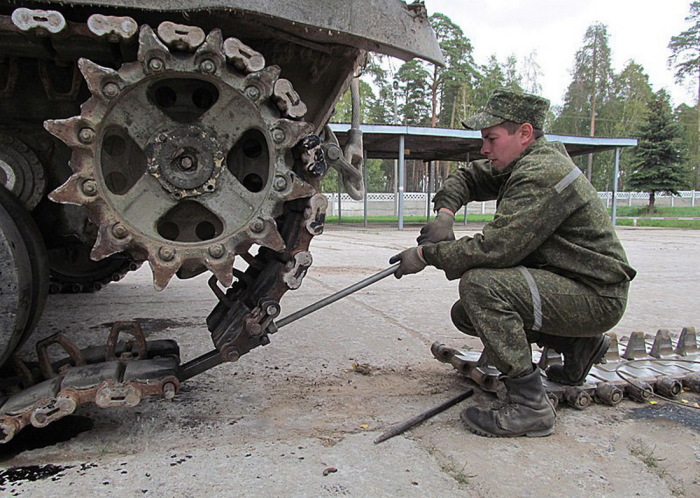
[[432, 327, 700, 410], [0, 322, 180, 443]]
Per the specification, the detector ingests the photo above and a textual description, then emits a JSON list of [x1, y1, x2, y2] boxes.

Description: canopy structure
[[330, 123, 637, 227]]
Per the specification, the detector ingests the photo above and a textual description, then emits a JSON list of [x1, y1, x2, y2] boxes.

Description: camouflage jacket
[[422, 137, 636, 298]]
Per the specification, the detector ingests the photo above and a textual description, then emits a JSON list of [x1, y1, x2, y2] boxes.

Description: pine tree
[[668, 2, 700, 189], [553, 23, 613, 181], [628, 90, 689, 211]]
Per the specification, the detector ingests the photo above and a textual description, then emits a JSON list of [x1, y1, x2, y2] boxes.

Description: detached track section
[[432, 327, 700, 410]]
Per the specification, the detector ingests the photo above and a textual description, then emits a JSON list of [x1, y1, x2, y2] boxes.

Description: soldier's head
[[462, 89, 550, 171]]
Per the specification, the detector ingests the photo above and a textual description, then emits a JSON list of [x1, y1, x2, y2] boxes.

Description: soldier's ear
[[519, 123, 534, 143]]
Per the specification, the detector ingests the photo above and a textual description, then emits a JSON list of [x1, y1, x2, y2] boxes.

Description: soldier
[[390, 89, 636, 437]]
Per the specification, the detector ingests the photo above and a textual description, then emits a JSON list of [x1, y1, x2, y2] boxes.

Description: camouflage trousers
[[451, 266, 627, 378]]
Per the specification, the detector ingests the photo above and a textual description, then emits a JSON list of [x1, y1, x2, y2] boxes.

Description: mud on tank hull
[[0, 3, 440, 375]]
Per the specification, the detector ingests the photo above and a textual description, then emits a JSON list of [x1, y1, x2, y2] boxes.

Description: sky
[[423, 0, 694, 108]]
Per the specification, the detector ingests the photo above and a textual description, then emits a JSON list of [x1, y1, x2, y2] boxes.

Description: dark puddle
[[0, 415, 94, 462], [628, 401, 700, 432]]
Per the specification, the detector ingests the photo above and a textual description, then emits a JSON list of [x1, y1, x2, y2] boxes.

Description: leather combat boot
[[460, 367, 556, 437], [544, 334, 610, 386]]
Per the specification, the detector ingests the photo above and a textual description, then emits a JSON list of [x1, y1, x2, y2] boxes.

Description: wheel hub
[[145, 124, 225, 198]]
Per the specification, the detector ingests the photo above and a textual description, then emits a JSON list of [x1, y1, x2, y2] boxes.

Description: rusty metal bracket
[[36, 332, 85, 379], [106, 321, 148, 361]]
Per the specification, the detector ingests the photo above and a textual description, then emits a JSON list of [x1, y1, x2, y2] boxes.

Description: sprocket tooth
[[250, 218, 285, 252], [195, 29, 225, 68], [90, 223, 128, 261], [48, 175, 83, 205], [205, 255, 236, 287], [147, 256, 180, 291], [78, 58, 123, 98], [270, 119, 315, 149], [44, 116, 92, 149], [137, 24, 171, 67], [244, 65, 281, 100]]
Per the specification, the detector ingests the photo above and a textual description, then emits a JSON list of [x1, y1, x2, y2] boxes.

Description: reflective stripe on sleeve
[[517, 266, 542, 331], [554, 167, 582, 194]]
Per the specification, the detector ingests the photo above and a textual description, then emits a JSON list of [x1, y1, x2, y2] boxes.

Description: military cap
[[462, 89, 550, 130]]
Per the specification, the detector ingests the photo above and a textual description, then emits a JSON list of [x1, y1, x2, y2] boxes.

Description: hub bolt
[[78, 127, 95, 144], [148, 57, 164, 72], [244, 85, 260, 100], [271, 128, 286, 143], [158, 246, 176, 261], [273, 175, 287, 191], [208, 244, 225, 259], [250, 218, 265, 233], [200, 59, 216, 74], [102, 82, 120, 98], [81, 179, 98, 196], [112, 223, 128, 239], [179, 155, 195, 171]]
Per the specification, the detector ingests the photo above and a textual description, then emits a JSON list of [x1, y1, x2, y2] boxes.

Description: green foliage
[[676, 103, 700, 188], [627, 90, 689, 208], [669, 2, 700, 191], [668, 2, 700, 84], [554, 23, 614, 137], [396, 59, 432, 125]]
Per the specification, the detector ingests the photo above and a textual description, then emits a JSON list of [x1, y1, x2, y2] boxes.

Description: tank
[[0, 1, 441, 439]]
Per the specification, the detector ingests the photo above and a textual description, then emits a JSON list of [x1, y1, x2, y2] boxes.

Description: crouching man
[[390, 89, 636, 437]]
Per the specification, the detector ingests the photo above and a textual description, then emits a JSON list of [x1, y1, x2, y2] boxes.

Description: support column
[[398, 135, 405, 230], [363, 149, 368, 227], [426, 160, 435, 222], [612, 147, 620, 227], [337, 174, 342, 224]]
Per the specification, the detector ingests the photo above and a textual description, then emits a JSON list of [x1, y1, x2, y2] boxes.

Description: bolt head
[[81, 179, 98, 196], [78, 128, 95, 144], [271, 128, 286, 143], [112, 223, 128, 239], [244, 85, 260, 100], [273, 175, 287, 191], [326, 145, 341, 161], [208, 244, 225, 258], [200, 59, 216, 73], [148, 57, 164, 72], [250, 218, 265, 233], [158, 246, 176, 261], [102, 82, 120, 98]]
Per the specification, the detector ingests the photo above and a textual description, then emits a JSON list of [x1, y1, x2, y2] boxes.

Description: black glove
[[417, 210, 455, 245], [389, 247, 427, 279]]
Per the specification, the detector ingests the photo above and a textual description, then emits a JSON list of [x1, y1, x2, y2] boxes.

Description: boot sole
[[546, 334, 610, 386], [460, 410, 554, 438]]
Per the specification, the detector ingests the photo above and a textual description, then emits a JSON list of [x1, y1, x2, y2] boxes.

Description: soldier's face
[[480, 124, 529, 171]]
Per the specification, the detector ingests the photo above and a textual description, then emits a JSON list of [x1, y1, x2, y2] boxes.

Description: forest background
[[325, 2, 700, 211]]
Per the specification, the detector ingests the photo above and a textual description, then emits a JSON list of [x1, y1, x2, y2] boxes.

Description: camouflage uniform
[[422, 137, 636, 378]]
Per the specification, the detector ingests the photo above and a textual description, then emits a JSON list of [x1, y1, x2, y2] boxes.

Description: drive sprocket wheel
[[46, 24, 317, 290]]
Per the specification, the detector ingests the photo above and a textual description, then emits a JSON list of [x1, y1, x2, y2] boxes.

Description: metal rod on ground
[[276, 263, 400, 328], [374, 388, 475, 444]]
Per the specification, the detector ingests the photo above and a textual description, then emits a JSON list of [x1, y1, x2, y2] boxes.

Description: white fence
[[324, 191, 699, 217]]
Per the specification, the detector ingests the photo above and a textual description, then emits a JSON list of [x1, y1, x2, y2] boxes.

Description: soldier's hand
[[417, 209, 455, 245], [389, 246, 427, 279]]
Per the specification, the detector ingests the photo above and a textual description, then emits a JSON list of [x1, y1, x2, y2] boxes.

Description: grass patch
[[326, 207, 700, 229], [612, 206, 700, 217], [614, 218, 700, 229], [628, 439, 685, 496]]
